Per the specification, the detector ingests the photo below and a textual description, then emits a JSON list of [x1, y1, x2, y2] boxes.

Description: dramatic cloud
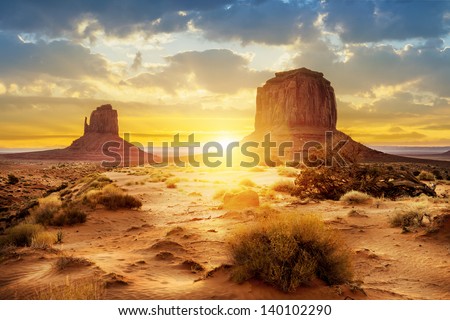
[[0, 0, 234, 39], [0, 1, 449, 147], [322, 0, 450, 43], [127, 49, 272, 93], [195, 0, 320, 45], [294, 39, 450, 97], [0, 33, 109, 82]]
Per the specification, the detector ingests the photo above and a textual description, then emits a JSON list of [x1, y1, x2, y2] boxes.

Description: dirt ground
[[0, 163, 449, 300]]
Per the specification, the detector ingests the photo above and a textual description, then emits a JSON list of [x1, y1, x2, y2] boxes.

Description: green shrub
[[340, 190, 372, 205], [230, 215, 352, 292], [5, 224, 44, 247]]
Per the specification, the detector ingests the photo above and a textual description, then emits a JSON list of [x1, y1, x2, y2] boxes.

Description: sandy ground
[[0, 165, 449, 300]]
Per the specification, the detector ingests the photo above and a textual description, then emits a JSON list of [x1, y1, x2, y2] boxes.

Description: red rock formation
[[2, 105, 157, 166], [255, 68, 337, 133], [244, 68, 390, 163], [84, 104, 119, 135]]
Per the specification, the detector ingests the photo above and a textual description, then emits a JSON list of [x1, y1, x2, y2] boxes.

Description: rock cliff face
[[244, 68, 388, 163], [84, 104, 119, 135], [255, 68, 337, 133]]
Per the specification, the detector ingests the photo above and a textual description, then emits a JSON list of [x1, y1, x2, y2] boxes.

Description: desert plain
[[0, 159, 449, 300]]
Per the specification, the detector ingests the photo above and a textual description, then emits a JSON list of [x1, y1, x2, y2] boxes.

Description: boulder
[[223, 190, 260, 209]]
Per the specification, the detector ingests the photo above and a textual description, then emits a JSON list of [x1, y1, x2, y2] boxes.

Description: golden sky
[[0, 1, 449, 149]]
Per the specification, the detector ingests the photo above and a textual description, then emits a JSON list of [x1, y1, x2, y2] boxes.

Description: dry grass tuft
[[4, 224, 44, 247], [31, 231, 57, 249], [97, 184, 142, 210], [230, 214, 352, 292], [32, 195, 62, 225], [390, 202, 429, 229], [165, 177, 180, 189], [340, 190, 372, 205], [271, 179, 296, 193], [418, 170, 435, 181], [239, 178, 256, 187], [277, 166, 299, 177], [53, 206, 87, 226], [34, 277, 105, 300], [55, 255, 93, 270]]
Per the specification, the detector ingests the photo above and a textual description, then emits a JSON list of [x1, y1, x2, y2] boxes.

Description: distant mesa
[[244, 67, 391, 163], [2, 104, 156, 165]]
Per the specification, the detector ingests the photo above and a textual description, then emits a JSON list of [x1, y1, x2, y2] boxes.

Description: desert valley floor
[[0, 162, 449, 300]]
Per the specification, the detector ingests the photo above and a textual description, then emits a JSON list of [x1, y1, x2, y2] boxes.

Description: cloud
[[127, 49, 272, 93], [130, 51, 143, 72], [0, 33, 109, 83], [195, 0, 320, 45], [0, 0, 235, 39], [348, 131, 428, 142], [293, 39, 450, 97], [322, 0, 450, 43], [337, 92, 450, 131], [420, 124, 450, 131], [0, 1, 323, 45]]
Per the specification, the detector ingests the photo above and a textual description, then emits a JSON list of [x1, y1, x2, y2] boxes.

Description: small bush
[[432, 170, 443, 180], [390, 212, 422, 229], [31, 231, 57, 249], [390, 203, 429, 229], [239, 178, 256, 187], [7, 174, 19, 185], [55, 255, 92, 270], [97, 185, 142, 210], [271, 180, 296, 194], [5, 224, 44, 247], [147, 170, 174, 182], [340, 190, 372, 205], [32, 195, 62, 225], [277, 166, 299, 177], [53, 206, 87, 226], [83, 189, 102, 208], [230, 215, 352, 292], [418, 171, 435, 181], [165, 177, 179, 189]]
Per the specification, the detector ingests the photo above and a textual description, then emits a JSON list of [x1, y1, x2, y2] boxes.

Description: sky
[[0, 0, 449, 149]]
